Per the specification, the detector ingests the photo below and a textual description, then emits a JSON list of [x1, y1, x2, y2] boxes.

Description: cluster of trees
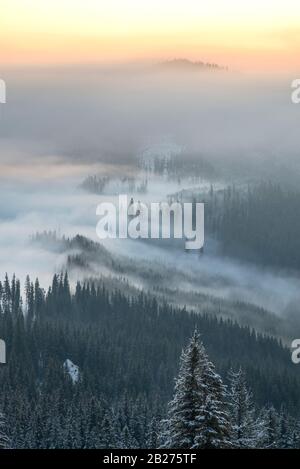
[[139, 153, 215, 181], [80, 175, 148, 195], [0, 273, 299, 448], [205, 182, 300, 270], [80, 175, 110, 194], [163, 331, 300, 448]]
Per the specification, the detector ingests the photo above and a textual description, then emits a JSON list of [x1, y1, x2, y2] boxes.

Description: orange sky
[[1, 0, 300, 72]]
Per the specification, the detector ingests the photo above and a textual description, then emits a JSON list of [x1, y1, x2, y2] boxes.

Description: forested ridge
[[31, 232, 291, 338], [205, 182, 300, 269], [0, 273, 299, 448]]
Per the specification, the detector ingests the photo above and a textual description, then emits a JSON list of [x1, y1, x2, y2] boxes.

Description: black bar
[[0, 449, 296, 467]]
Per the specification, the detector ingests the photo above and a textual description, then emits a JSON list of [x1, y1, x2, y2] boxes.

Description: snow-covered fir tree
[[277, 405, 297, 449], [192, 346, 232, 449], [161, 329, 232, 449], [160, 330, 204, 448], [119, 425, 138, 449], [0, 410, 9, 449], [259, 406, 280, 448], [146, 417, 161, 449], [99, 410, 119, 448], [227, 368, 262, 448]]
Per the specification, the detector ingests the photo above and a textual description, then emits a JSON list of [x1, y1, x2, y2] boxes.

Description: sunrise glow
[[1, 0, 300, 71]]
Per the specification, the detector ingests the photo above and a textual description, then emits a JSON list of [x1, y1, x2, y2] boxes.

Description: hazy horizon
[[2, 0, 300, 72]]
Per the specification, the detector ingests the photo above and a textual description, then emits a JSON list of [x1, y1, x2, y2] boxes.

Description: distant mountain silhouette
[[159, 58, 227, 71]]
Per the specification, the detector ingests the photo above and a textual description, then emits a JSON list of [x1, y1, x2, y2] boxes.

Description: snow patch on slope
[[63, 359, 80, 384]]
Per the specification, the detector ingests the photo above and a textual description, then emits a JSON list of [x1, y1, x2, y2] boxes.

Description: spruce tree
[[259, 406, 280, 448], [161, 330, 205, 448], [278, 406, 294, 449], [119, 425, 138, 449], [146, 417, 161, 449], [227, 368, 261, 448], [193, 347, 232, 449], [161, 330, 232, 449], [0, 411, 9, 448]]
